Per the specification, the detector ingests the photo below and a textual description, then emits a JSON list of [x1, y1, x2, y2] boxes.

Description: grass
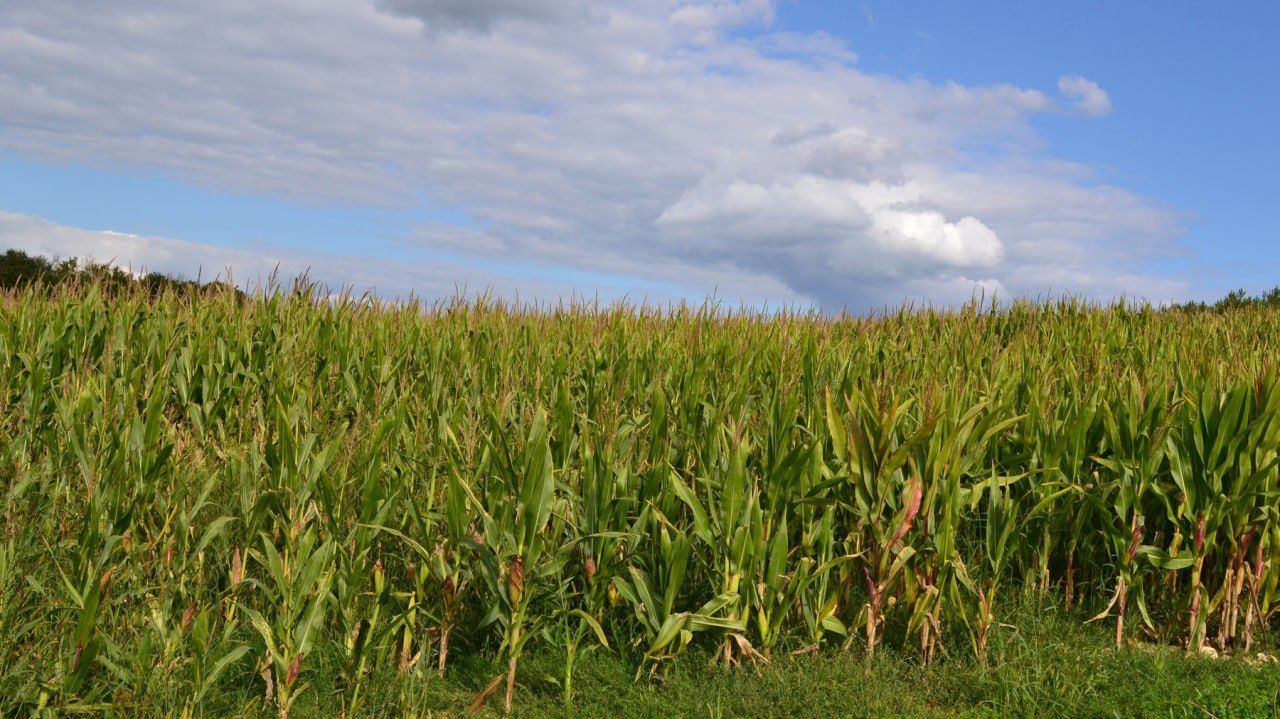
[[204, 601, 1280, 718]]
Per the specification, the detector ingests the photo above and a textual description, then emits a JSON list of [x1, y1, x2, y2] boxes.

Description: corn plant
[[464, 409, 566, 715], [1087, 384, 1175, 647]]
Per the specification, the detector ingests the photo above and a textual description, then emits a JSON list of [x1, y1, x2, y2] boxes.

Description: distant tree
[[0, 248, 59, 288], [1176, 285, 1280, 313], [0, 247, 243, 299]]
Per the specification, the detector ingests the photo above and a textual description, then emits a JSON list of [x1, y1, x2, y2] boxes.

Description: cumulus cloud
[[0, 1, 1179, 309], [870, 211, 1002, 268], [1058, 75, 1113, 116]]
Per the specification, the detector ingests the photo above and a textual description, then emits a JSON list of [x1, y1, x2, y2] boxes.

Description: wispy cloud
[[1058, 74, 1114, 117], [0, 211, 803, 306]]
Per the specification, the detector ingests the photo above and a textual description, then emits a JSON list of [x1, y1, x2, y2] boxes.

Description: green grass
[[205, 602, 1280, 718]]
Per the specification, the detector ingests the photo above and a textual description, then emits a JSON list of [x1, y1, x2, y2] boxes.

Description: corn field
[[4, 280, 1280, 716]]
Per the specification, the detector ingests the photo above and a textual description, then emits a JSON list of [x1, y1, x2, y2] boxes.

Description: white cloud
[[1058, 75, 1113, 117], [0, 1, 1179, 309], [870, 211, 1002, 268]]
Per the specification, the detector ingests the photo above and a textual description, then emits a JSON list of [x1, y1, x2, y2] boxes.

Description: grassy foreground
[[5, 280, 1280, 716], [204, 603, 1280, 718]]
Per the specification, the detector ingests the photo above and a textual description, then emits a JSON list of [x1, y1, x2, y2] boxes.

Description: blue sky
[[0, 1, 1273, 308]]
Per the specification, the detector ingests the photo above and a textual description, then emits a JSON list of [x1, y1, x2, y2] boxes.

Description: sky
[[0, 0, 1275, 311]]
